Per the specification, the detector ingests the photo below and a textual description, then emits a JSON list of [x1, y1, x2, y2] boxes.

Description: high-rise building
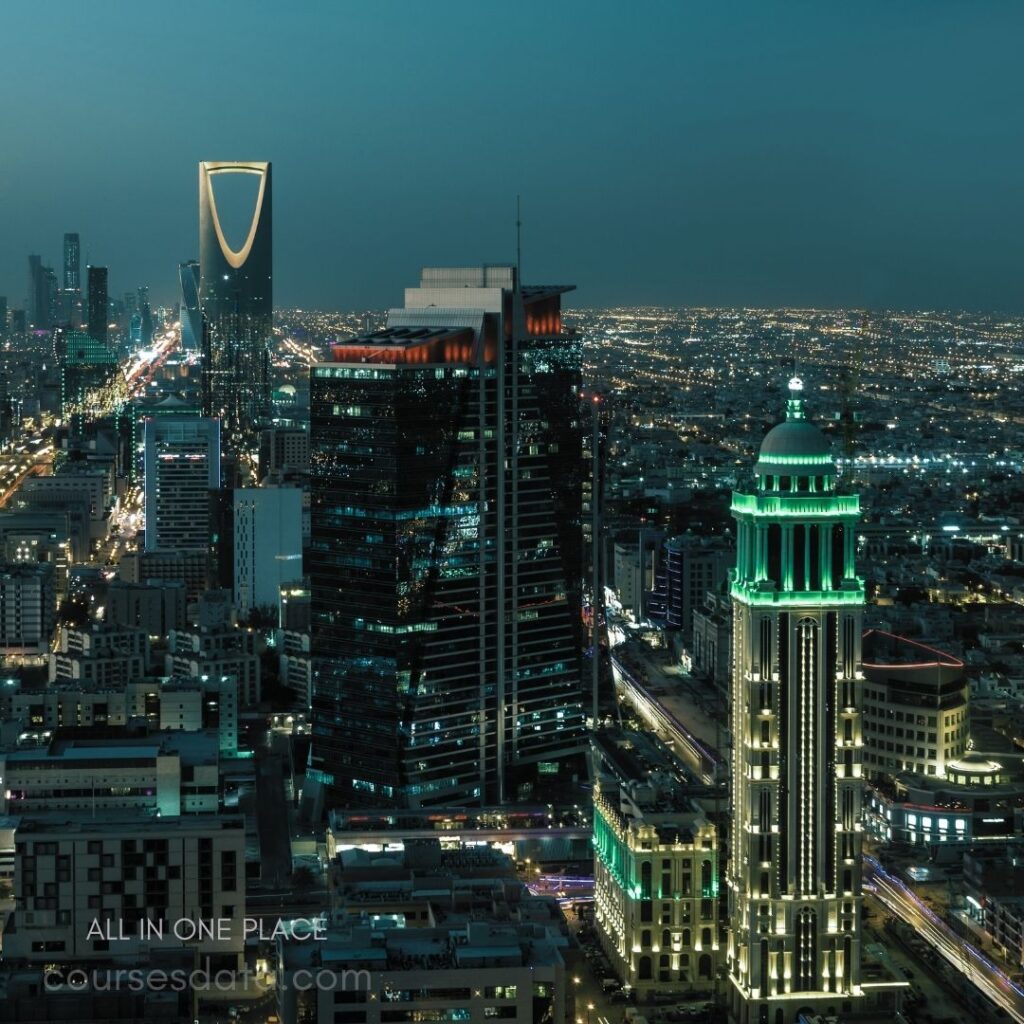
[[27, 255, 57, 330], [61, 231, 81, 325], [0, 295, 6, 337], [231, 486, 303, 616], [726, 378, 865, 1024], [86, 264, 108, 344], [143, 415, 221, 552], [199, 160, 272, 437], [179, 258, 202, 350], [258, 425, 309, 479], [308, 266, 585, 810], [63, 232, 80, 291]]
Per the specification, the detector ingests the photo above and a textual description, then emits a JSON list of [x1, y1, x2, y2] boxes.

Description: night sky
[[3, 1, 1022, 312]]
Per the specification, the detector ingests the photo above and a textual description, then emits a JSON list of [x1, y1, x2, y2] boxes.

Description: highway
[[611, 650, 727, 784], [864, 853, 1024, 1022], [0, 435, 55, 508]]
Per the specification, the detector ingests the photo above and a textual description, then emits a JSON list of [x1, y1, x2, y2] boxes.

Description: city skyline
[[3, 2, 1024, 314], [3, 6, 1024, 1023]]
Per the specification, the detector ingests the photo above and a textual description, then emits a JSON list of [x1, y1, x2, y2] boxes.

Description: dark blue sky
[[2, 1, 1022, 311]]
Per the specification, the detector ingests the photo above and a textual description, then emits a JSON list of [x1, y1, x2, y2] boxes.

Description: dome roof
[[754, 376, 834, 475]]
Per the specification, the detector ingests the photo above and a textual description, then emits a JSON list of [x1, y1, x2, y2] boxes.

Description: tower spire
[[515, 194, 522, 286], [786, 374, 806, 420]]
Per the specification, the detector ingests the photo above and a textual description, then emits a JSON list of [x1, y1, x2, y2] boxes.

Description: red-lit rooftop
[[330, 326, 477, 365]]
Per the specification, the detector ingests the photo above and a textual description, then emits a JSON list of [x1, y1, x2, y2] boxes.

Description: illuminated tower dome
[[726, 377, 867, 1024], [755, 378, 836, 479]]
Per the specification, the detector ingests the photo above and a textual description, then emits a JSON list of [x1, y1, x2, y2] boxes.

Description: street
[[865, 854, 1024, 1022]]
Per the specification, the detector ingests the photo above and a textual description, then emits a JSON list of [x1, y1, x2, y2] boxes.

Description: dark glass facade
[[86, 265, 108, 345], [309, 282, 586, 809], [198, 162, 272, 439]]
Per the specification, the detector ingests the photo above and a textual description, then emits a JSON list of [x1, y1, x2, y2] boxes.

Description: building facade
[[143, 415, 221, 552], [86, 265, 107, 345], [232, 486, 303, 616], [199, 161, 272, 437], [727, 379, 866, 1024], [7, 815, 245, 964], [0, 562, 56, 655], [592, 730, 720, 997], [861, 630, 968, 780], [309, 266, 586, 809]]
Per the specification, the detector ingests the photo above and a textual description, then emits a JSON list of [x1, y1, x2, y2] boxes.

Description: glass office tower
[[198, 161, 272, 439], [309, 267, 586, 809]]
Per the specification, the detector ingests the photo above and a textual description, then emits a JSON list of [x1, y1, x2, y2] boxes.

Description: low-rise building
[[2, 674, 237, 756], [118, 548, 210, 604], [866, 754, 1024, 845], [106, 577, 187, 636], [5, 814, 245, 965], [862, 630, 969, 779], [690, 588, 731, 689], [49, 625, 150, 686], [592, 728, 721, 998], [0, 562, 55, 656], [277, 919, 567, 1024], [276, 628, 311, 707], [166, 625, 261, 706], [0, 728, 221, 816]]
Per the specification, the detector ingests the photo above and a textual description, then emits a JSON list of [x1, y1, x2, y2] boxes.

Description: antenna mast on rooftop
[[515, 195, 522, 287]]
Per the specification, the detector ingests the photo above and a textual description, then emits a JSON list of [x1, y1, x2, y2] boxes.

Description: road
[[865, 853, 1024, 1022], [612, 647, 727, 783], [0, 435, 55, 508]]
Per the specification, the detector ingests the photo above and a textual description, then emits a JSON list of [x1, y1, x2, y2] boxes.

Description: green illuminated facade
[[726, 379, 866, 1024], [592, 782, 720, 997]]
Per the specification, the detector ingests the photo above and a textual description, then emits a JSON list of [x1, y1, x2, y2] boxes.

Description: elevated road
[[611, 651, 727, 784], [864, 853, 1024, 1022]]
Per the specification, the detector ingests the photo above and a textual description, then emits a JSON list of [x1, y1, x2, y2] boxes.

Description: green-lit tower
[[726, 377, 866, 1024]]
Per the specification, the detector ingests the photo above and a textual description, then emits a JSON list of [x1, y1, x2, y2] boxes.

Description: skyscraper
[[27, 255, 57, 330], [86, 265, 108, 345], [178, 260, 202, 351], [198, 161, 272, 438], [144, 416, 221, 553], [59, 234, 82, 326], [308, 266, 586, 810], [726, 378, 865, 1024], [231, 487, 303, 616], [63, 233, 80, 291]]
